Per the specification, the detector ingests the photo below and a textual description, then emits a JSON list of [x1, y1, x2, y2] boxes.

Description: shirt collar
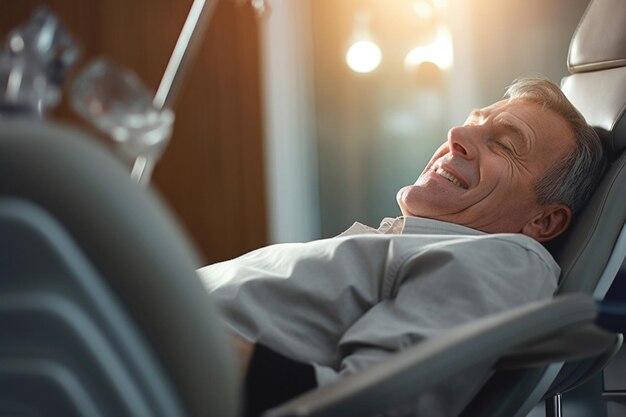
[[339, 216, 487, 237], [397, 216, 487, 236]]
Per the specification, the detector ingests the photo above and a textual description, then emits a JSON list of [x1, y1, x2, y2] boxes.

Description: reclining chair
[[0, 0, 624, 416], [0, 118, 618, 417]]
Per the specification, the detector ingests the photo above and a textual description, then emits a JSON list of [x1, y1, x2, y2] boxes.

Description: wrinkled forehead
[[481, 99, 510, 113], [478, 99, 577, 156], [467, 99, 535, 124], [478, 98, 538, 115]]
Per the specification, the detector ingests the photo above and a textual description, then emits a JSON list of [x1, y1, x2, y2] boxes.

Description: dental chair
[[0, 0, 624, 417], [0, 126, 618, 417], [0, 119, 617, 417]]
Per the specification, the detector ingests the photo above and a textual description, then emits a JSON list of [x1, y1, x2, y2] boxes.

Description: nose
[[447, 125, 477, 159]]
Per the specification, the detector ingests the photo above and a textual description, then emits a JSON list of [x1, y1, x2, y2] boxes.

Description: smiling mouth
[[434, 167, 468, 189]]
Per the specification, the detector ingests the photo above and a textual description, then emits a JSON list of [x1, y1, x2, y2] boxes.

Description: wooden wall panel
[[0, 0, 268, 263]]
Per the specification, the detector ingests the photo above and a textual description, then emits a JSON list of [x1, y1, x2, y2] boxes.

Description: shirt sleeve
[[313, 236, 558, 417]]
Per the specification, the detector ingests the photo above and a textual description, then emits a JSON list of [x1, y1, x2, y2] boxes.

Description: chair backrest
[[0, 121, 239, 417], [548, 0, 626, 298], [463, 0, 626, 415]]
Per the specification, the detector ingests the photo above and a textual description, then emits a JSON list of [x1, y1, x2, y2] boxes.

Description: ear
[[521, 204, 573, 243]]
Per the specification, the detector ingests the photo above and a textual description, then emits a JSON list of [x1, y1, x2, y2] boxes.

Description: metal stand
[[545, 393, 563, 417], [132, 0, 218, 183]]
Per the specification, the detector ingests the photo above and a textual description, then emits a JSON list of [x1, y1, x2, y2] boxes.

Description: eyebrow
[[469, 109, 529, 147], [496, 119, 525, 141]]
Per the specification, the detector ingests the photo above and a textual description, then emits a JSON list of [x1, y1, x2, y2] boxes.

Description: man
[[198, 77, 607, 417]]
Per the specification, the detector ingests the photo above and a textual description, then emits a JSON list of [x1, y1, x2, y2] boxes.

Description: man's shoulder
[[398, 217, 557, 266], [469, 232, 556, 264], [376, 230, 560, 276]]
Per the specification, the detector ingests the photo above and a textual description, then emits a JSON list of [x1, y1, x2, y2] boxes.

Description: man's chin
[[396, 188, 455, 220], [396, 188, 428, 218], [399, 207, 417, 217], [396, 186, 416, 216]]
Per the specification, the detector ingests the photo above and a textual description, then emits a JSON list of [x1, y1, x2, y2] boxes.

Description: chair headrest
[[568, 0, 626, 73], [562, 0, 626, 158]]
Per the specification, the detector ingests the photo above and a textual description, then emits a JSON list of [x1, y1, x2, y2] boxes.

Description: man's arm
[[311, 237, 559, 415]]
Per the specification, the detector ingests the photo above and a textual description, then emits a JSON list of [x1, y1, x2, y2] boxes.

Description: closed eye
[[495, 119, 528, 154], [490, 136, 518, 157], [494, 141, 515, 155]]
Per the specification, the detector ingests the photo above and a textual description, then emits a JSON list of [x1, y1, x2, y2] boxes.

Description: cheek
[[487, 185, 538, 217], [479, 156, 520, 191], [425, 144, 449, 169]]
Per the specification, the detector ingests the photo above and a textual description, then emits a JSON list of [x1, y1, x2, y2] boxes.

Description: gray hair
[[504, 76, 607, 216]]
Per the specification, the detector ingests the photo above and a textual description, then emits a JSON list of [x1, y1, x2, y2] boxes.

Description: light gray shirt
[[198, 216, 559, 416]]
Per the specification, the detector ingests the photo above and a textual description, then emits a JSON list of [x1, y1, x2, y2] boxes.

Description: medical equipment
[[118, 0, 269, 184], [0, 7, 79, 117], [70, 59, 175, 185], [68, 0, 215, 185], [0, 1, 268, 186]]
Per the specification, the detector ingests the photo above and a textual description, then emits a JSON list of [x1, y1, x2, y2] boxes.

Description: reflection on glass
[[71, 59, 174, 186], [232, 0, 271, 18], [0, 7, 79, 117]]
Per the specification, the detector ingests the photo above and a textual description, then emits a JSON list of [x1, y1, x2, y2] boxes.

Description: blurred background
[[0, 0, 590, 264]]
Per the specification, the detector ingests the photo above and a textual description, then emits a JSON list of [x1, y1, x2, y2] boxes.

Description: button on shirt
[[198, 216, 559, 416]]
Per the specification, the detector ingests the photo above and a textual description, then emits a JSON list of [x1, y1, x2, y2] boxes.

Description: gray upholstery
[[0, 121, 239, 417], [568, 0, 626, 73]]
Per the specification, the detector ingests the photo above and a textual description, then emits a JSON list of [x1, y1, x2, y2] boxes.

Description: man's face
[[397, 99, 576, 234]]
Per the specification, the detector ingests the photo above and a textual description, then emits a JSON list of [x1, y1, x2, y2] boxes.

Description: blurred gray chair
[[0, 121, 239, 417]]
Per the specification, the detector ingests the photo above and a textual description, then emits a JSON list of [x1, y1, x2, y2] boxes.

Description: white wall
[[260, 0, 321, 243]]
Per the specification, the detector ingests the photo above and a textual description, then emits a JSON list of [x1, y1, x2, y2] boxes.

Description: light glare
[[413, 1, 435, 19], [346, 40, 382, 74], [404, 27, 453, 71]]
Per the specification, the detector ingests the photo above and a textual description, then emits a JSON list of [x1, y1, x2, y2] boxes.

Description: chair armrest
[[264, 295, 598, 417], [496, 323, 619, 369]]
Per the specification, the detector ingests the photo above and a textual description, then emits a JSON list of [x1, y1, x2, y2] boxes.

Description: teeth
[[435, 167, 467, 189]]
